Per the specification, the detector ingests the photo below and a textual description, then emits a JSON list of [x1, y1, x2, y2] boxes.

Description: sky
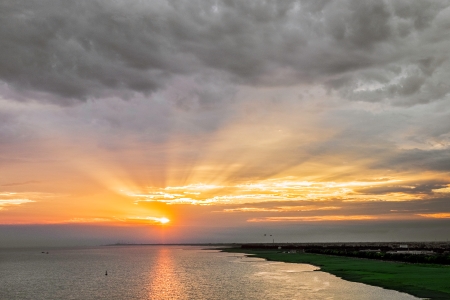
[[1, 0, 450, 247]]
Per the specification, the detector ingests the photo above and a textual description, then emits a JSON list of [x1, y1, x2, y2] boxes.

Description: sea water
[[0, 246, 419, 300]]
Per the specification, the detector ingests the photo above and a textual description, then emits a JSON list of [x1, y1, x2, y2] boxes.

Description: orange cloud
[[124, 216, 171, 225], [432, 186, 450, 193], [417, 213, 450, 219], [247, 215, 377, 222], [64, 218, 114, 223], [222, 206, 341, 213], [0, 199, 34, 210], [125, 177, 422, 207]]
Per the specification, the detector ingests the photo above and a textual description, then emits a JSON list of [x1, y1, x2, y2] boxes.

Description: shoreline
[[220, 247, 450, 300]]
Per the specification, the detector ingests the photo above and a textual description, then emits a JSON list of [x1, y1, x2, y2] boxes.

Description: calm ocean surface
[[0, 245, 419, 300]]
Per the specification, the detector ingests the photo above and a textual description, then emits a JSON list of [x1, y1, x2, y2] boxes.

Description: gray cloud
[[374, 148, 450, 173], [355, 182, 448, 195], [1, 0, 450, 105]]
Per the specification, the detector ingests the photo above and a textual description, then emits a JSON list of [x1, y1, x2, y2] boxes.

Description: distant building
[[387, 250, 435, 255], [280, 249, 298, 254]]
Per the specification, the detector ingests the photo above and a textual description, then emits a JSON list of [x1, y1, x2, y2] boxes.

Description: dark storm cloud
[[1, 0, 450, 105]]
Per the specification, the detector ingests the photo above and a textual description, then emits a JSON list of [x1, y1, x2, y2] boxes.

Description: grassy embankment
[[222, 248, 450, 300]]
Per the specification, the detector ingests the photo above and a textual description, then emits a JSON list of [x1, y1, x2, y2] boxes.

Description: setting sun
[[159, 217, 170, 224]]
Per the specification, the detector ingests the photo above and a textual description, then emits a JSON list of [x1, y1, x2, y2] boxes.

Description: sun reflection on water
[[147, 248, 186, 300]]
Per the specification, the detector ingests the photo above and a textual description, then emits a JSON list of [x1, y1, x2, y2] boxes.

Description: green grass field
[[222, 248, 450, 300]]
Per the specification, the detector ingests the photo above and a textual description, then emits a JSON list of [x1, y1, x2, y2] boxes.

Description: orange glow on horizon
[[1, 171, 448, 226], [1, 114, 449, 227]]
